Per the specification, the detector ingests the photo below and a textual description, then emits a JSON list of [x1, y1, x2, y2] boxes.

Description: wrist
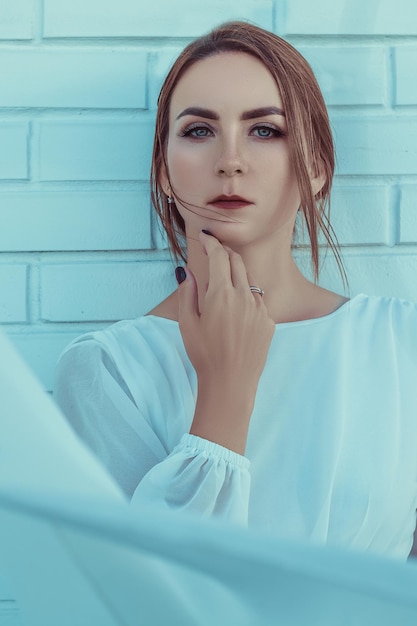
[[190, 378, 256, 455]]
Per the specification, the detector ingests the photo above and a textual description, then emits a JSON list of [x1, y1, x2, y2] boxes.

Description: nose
[[215, 136, 247, 177]]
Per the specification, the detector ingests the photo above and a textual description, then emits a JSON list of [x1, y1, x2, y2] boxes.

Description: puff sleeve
[[54, 338, 251, 525]]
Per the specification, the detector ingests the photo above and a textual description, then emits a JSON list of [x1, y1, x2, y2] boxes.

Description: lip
[[208, 194, 253, 210]]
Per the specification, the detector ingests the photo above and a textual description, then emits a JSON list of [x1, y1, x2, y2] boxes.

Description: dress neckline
[[144, 294, 365, 329]]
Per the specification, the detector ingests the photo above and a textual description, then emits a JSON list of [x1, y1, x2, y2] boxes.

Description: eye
[[179, 123, 213, 138], [251, 124, 285, 139]]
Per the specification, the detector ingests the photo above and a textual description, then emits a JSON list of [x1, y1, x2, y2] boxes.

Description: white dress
[[54, 293, 417, 561], [2, 327, 417, 626]]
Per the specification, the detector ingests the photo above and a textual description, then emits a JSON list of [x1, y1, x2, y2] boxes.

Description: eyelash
[[178, 122, 285, 139]]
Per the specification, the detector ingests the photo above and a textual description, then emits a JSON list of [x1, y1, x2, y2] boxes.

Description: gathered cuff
[[175, 433, 250, 471]]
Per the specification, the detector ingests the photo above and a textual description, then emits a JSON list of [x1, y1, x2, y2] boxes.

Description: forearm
[[189, 376, 257, 455], [55, 330, 253, 524]]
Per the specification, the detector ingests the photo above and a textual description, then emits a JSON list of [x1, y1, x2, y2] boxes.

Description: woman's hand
[[176, 231, 276, 396]]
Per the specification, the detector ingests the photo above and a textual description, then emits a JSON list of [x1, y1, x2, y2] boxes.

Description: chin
[[216, 233, 248, 250]]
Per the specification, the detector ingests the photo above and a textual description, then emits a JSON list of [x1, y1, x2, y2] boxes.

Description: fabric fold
[[54, 294, 417, 559], [130, 432, 251, 525]]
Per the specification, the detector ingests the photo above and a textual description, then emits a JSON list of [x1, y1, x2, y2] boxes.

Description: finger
[[199, 231, 232, 290], [221, 243, 262, 300], [222, 244, 253, 292], [176, 266, 200, 326], [246, 269, 265, 302]]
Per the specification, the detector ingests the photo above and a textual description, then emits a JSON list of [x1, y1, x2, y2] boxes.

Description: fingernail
[[175, 266, 186, 284], [201, 229, 213, 236]]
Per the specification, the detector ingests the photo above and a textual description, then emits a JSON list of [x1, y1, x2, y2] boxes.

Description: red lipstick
[[209, 194, 253, 209]]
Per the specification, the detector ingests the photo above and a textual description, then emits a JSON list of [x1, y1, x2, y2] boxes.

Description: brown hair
[[150, 20, 347, 286]]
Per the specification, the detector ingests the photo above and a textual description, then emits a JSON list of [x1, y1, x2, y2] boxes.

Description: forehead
[[169, 52, 283, 118]]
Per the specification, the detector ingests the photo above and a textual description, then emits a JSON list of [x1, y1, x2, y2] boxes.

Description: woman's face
[[163, 52, 309, 247]]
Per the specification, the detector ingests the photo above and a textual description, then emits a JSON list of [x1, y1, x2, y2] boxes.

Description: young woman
[[54, 21, 417, 561]]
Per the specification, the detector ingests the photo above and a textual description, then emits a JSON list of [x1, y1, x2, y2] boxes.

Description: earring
[[167, 196, 174, 204]]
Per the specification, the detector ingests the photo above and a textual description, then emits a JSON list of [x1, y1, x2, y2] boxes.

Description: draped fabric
[[55, 294, 417, 559], [1, 329, 417, 625], [0, 335, 417, 626]]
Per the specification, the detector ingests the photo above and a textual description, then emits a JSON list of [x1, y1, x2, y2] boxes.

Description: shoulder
[[57, 315, 161, 361], [54, 315, 192, 425], [57, 318, 136, 360], [55, 313, 183, 386], [143, 290, 179, 322], [347, 293, 417, 318], [349, 294, 417, 353]]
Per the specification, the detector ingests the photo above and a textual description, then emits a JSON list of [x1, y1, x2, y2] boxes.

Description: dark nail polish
[[202, 229, 213, 235], [175, 266, 186, 285]]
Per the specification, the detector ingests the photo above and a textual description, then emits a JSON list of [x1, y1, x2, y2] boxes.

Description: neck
[[184, 229, 317, 324]]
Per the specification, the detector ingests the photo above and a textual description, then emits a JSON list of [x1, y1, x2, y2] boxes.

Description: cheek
[[261, 151, 297, 190], [279, 168, 301, 206], [167, 142, 203, 188], [261, 154, 301, 209]]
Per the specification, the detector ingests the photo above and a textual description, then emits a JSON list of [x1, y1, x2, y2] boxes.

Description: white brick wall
[[0, 124, 28, 178], [1, 0, 416, 620], [0, 190, 152, 250], [0, 0, 413, 393], [284, 0, 417, 34], [43, 0, 273, 37], [298, 46, 386, 106], [0, 1, 34, 40]]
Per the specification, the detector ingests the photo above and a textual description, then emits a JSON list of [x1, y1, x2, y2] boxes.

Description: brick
[[148, 49, 184, 111], [0, 265, 27, 323], [285, 0, 417, 35], [332, 117, 417, 175], [0, 568, 14, 599], [39, 120, 154, 181], [44, 0, 273, 37], [295, 187, 389, 247], [0, 0, 33, 39], [0, 606, 21, 626], [329, 186, 389, 245], [41, 261, 177, 322], [8, 331, 84, 392], [0, 123, 28, 180], [0, 50, 147, 108], [316, 252, 417, 302], [395, 48, 417, 106], [299, 47, 385, 106], [152, 208, 181, 251], [399, 187, 417, 243], [0, 191, 152, 251]]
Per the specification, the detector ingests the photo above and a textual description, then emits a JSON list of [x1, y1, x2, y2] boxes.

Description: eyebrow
[[175, 106, 285, 121]]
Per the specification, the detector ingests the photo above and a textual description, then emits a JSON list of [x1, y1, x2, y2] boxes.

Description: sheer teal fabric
[[54, 294, 417, 559], [1, 328, 417, 625]]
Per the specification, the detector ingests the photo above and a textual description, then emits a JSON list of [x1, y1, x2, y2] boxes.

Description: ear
[[309, 160, 326, 197]]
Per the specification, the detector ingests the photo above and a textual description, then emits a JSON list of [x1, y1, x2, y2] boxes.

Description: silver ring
[[249, 285, 264, 297]]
